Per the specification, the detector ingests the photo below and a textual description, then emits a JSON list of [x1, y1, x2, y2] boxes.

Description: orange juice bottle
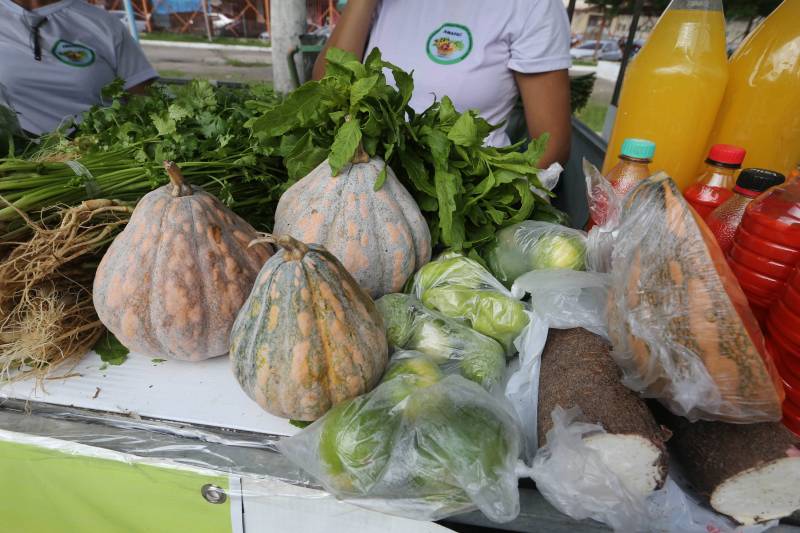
[[603, 0, 729, 190], [706, 1, 800, 178]]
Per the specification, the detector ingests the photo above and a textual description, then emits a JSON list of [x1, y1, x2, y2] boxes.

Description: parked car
[[109, 10, 148, 34], [570, 40, 623, 62], [208, 12, 236, 32], [619, 38, 646, 57]]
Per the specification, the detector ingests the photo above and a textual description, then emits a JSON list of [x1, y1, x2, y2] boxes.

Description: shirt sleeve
[[508, 0, 572, 74], [114, 24, 159, 89]]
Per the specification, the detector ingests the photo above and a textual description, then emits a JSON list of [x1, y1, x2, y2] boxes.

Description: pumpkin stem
[[164, 161, 193, 197], [352, 142, 370, 165], [249, 233, 309, 261]]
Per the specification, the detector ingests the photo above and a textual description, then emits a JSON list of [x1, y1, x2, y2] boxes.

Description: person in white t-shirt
[[0, 0, 158, 135], [313, 0, 572, 165]]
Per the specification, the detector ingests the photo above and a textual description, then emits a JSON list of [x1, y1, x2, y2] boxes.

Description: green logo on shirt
[[52, 40, 96, 67], [426, 23, 472, 65]]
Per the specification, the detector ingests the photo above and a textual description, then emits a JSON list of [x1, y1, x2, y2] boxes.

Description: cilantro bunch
[[75, 79, 279, 170], [247, 48, 563, 252]]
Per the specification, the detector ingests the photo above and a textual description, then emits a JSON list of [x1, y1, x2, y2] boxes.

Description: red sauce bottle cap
[[707, 144, 747, 168]]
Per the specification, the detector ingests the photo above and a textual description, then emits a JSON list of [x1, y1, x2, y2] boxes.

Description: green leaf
[[325, 48, 367, 79], [424, 129, 451, 170], [167, 104, 191, 122], [447, 112, 479, 147], [373, 144, 393, 191], [350, 75, 379, 110], [438, 96, 458, 125], [329, 110, 346, 124], [361, 105, 382, 137], [391, 69, 414, 109], [363, 47, 384, 71], [362, 135, 379, 156], [151, 113, 176, 136], [374, 166, 388, 191], [248, 82, 332, 138], [328, 118, 362, 175], [526, 132, 550, 161], [290, 419, 313, 429], [94, 331, 129, 366], [285, 132, 329, 180], [531, 202, 571, 225], [418, 195, 438, 212], [398, 151, 436, 197], [434, 167, 462, 248], [509, 179, 537, 224], [325, 47, 359, 66], [485, 205, 506, 225], [342, 60, 367, 79]]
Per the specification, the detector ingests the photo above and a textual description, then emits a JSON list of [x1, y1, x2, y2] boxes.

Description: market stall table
[[0, 350, 605, 532]]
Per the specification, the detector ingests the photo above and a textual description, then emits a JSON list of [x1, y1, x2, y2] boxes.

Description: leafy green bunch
[[247, 47, 414, 185], [247, 48, 561, 252], [73, 79, 279, 170], [1, 81, 287, 241], [0, 103, 24, 157]]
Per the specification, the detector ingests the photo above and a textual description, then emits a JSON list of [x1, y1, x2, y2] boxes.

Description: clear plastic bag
[[512, 269, 610, 339], [582, 163, 784, 422], [504, 311, 547, 461], [530, 162, 564, 202], [375, 293, 507, 391], [504, 268, 611, 459], [411, 254, 529, 354], [585, 158, 623, 231], [485, 221, 588, 289], [584, 159, 622, 273], [278, 351, 522, 523], [530, 406, 652, 531], [530, 406, 779, 533]]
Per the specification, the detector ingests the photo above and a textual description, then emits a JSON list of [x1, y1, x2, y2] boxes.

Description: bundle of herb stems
[[0, 145, 286, 243]]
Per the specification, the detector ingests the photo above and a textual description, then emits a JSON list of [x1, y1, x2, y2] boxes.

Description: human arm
[[114, 20, 158, 92], [515, 70, 571, 168], [126, 79, 154, 95], [311, 0, 378, 80], [507, 0, 572, 167]]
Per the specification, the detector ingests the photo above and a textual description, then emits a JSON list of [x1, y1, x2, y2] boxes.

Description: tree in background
[[725, 0, 781, 32], [586, 0, 780, 15], [581, 0, 781, 44], [581, 0, 668, 46]]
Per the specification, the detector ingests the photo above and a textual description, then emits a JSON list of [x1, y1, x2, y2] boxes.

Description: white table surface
[[0, 350, 299, 437]]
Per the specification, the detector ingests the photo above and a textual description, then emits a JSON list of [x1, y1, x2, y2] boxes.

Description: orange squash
[[273, 154, 431, 298], [93, 162, 272, 361], [229, 234, 388, 421]]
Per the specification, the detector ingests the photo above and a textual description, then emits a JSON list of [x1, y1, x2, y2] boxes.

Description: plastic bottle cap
[[620, 138, 656, 161], [707, 144, 747, 167], [735, 168, 786, 193]]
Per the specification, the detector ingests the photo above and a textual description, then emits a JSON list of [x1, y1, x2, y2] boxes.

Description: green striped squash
[[229, 235, 389, 421]]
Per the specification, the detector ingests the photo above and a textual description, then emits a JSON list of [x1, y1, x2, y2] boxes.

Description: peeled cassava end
[[711, 454, 800, 525], [584, 433, 667, 498], [654, 402, 800, 525]]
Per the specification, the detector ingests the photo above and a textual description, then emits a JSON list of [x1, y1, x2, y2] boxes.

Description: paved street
[[141, 41, 273, 83]]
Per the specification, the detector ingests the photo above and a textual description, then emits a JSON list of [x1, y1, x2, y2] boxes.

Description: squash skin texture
[[93, 172, 272, 361], [273, 157, 432, 299], [229, 236, 389, 421]]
